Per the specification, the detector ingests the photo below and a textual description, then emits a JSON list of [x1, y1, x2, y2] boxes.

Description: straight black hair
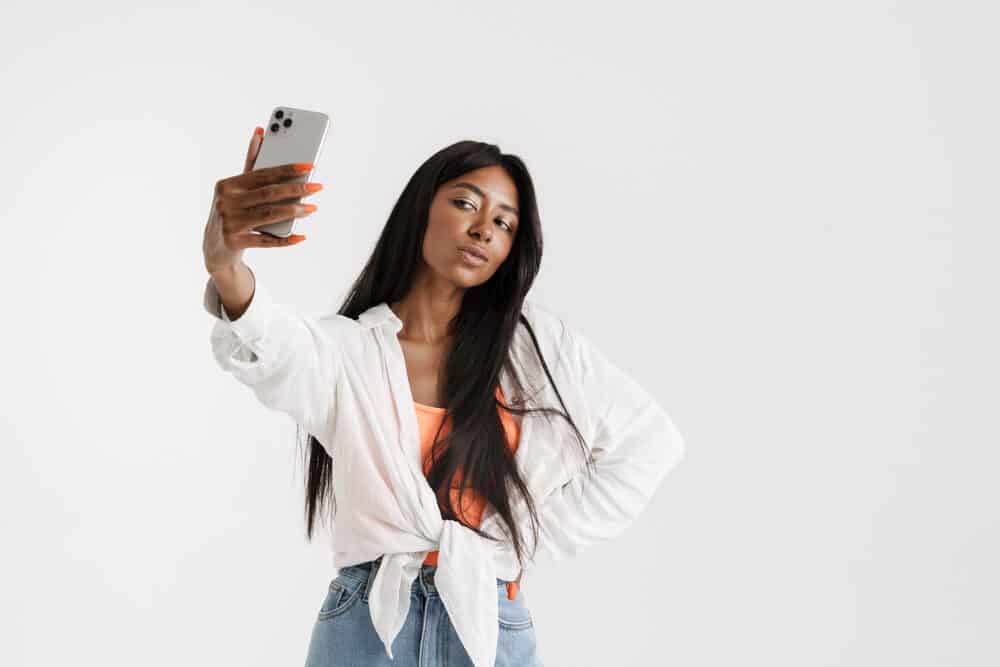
[[296, 140, 595, 573]]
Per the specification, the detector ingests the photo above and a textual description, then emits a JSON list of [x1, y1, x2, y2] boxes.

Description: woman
[[201, 131, 686, 666]]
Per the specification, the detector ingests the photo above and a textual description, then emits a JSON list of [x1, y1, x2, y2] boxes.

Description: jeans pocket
[[497, 585, 534, 630], [318, 575, 365, 620]]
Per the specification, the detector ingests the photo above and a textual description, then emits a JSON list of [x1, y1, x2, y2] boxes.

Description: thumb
[[243, 126, 264, 174]]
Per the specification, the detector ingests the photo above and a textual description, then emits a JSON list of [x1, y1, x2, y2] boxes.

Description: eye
[[453, 199, 514, 233]]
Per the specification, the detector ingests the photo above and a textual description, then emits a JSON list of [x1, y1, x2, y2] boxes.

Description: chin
[[451, 268, 492, 287]]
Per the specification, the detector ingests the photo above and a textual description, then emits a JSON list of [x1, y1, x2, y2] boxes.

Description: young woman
[[201, 131, 686, 667]]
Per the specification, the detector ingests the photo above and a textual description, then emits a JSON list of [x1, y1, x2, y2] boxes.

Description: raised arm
[[204, 265, 346, 440], [201, 127, 335, 438]]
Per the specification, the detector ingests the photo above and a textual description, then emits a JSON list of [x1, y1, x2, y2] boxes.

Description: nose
[[470, 220, 492, 242]]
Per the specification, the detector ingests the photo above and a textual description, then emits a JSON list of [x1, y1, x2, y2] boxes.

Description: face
[[419, 165, 520, 289]]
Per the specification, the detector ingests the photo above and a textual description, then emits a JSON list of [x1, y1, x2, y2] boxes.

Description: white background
[[2, 1, 997, 665]]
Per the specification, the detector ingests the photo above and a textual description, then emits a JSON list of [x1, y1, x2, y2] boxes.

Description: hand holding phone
[[249, 107, 330, 238], [202, 130, 321, 275], [202, 107, 329, 274]]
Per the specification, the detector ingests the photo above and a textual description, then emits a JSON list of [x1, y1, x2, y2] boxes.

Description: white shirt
[[203, 271, 685, 667]]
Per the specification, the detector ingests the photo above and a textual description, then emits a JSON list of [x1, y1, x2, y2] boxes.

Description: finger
[[220, 161, 314, 197], [226, 231, 304, 251], [241, 232, 307, 248], [224, 180, 322, 211], [243, 127, 263, 174], [219, 201, 318, 235]]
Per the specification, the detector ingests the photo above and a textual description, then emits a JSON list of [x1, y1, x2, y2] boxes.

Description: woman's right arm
[[203, 265, 348, 440], [201, 127, 334, 436], [209, 261, 255, 321]]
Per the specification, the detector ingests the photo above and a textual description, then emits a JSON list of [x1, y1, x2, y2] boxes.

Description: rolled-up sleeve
[[203, 271, 343, 438], [525, 318, 686, 566]]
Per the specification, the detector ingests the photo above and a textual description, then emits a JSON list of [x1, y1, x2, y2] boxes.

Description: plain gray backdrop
[[1, 1, 996, 665]]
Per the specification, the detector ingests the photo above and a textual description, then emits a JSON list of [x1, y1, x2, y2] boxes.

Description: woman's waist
[[336, 554, 514, 591]]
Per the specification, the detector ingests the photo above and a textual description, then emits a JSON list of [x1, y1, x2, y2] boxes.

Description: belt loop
[[419, 563, 431, 597]]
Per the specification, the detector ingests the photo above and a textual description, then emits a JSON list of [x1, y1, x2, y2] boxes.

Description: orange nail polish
[[254, 127, 263, 136], [302, 204, 318, 213], [305, 182, 323, 193], [294, 162, 314, 172], [289, 234, 307, 243]]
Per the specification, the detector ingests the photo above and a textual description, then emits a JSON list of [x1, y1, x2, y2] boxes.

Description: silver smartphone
[[252, 106, 331, 238]]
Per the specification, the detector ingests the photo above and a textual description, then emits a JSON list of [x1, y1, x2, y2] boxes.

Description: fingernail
[[289, 234, 307, 243], [254, 126, 263, 136], [305, 182, 323, 193], [294, 163, 314, 172], [302, 204, 318, 213]]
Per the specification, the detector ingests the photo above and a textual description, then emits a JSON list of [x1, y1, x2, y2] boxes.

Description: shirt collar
[[358, 300, 535, 333], [357, 302, 402, 333]]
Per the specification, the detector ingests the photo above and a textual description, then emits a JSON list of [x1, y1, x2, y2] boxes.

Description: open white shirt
[[203, 271, 685, 667]]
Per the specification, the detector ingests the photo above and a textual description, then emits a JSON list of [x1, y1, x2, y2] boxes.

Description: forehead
[[444, 166, 517, 200]]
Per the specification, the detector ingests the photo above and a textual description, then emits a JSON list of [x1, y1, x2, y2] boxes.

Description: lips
[[459, 244, 488, 261]]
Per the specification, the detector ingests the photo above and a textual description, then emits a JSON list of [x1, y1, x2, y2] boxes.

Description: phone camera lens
[[283, 118, 292, 128], [274, 110, 284, 119], [270, 122, 280, 132]]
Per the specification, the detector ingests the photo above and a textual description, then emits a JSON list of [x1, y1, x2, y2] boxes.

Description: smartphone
[[251, 106, 331, 238]]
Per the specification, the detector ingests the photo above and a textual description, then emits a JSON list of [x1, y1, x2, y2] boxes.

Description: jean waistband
[[336, 555, 510, 599]]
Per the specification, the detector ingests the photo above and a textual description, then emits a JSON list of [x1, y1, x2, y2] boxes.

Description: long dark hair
[[296, 139, 594, 573]]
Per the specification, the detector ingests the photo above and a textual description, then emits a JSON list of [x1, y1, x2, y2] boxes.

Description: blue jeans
[[304, 555, 543, 666]]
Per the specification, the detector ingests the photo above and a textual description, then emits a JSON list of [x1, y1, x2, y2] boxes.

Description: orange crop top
[[414, 384, 522, 599]]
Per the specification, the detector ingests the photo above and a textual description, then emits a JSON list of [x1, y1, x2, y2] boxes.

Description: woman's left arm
[[522, 316, 687, 566]]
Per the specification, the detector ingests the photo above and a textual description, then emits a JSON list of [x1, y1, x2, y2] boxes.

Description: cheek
[[424, 223, 449, 248], [422, 228, 458, 267], [499, 238, 516, 261], [421, 215, 444, 246], [424, 208, 461, 243]]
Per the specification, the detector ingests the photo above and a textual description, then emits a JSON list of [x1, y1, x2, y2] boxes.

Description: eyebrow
[[449, 182, 520, 218]]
